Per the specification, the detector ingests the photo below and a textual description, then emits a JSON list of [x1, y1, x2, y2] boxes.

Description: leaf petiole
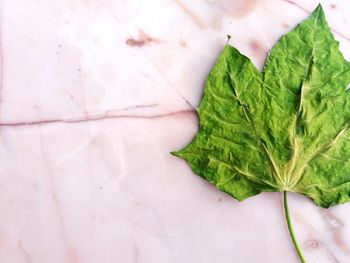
[[283, 191, 306, 263]]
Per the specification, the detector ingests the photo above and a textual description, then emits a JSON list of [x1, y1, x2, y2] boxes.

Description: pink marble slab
[[0, 0, 350, 262]]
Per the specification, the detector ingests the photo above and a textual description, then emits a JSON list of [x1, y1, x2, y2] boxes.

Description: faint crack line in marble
[[141, 51, 195, 110], [55, 138, 91, 166], [324, 247, 341, 263], [77, 62, 97, 240], [283, 0, 309, 13], [173, 0, 205, 28], [121, 103, 158, 111], [283, 0, 350, 42], [18, 240, 32, 263], [37, 126, 74, 262], [0, 109, 196, 127], [133, 241, 139, 263], [115, 209, 173, 240]]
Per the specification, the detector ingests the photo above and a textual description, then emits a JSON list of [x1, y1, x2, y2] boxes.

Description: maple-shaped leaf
[[172, 5, 350, 208]]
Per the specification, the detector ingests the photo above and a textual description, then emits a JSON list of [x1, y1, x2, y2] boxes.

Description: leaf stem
[[283, 191, 306, 263]]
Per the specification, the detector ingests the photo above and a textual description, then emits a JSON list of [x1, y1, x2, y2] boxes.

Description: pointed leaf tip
[[312, 3, 325, 18]]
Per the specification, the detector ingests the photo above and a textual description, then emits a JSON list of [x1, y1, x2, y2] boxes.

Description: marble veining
[[0, 0, 350, 262]]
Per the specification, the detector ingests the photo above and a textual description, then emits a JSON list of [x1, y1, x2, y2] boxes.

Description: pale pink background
[[0, 0, 350, 262]]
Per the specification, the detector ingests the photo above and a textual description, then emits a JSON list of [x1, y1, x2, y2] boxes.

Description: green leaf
[[172, 4, 350, 208]]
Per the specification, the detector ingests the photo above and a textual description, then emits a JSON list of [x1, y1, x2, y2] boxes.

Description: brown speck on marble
[[179, 40, 187, 47], [282, 23, 289, 29], [306, 239, 320, 250], [330, 4, 336, 9], [250, 40, 260, 51], [126, 38, 146, 47], [126, 30, 161, 47], [249, 40, 264, 56], [249, 40, 267, 65]]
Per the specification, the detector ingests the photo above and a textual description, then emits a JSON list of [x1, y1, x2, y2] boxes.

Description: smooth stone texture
[[0, 0, 350, 262]]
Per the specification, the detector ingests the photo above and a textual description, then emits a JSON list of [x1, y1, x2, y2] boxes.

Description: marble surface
[[1, 0, 350, 262]]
